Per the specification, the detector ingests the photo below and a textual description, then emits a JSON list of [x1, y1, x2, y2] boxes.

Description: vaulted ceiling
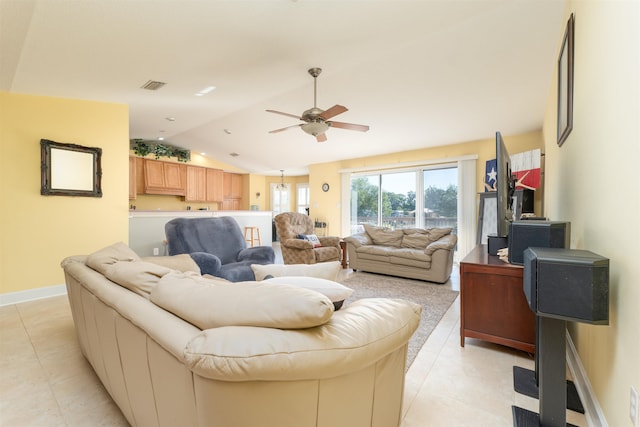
[[1, 0, 565, 175]]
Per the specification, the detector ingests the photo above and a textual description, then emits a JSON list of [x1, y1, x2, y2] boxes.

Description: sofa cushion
[[427, 227, 453, 242], [150, 272, 334, 329], [86, 242, 172, 298], [401, 233, 431, 249], [142, 254, 201, 274], [251, 261, 341, 281], [263, 276, 353, 310], [363, 225, 404, 247]]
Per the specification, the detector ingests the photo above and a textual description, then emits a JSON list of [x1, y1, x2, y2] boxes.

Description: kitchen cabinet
[[206, 168, 224, 202], [143, 159, 186, 196], [185, 166, 207, 202], [129, 157, 146, 199], [223, 173, 243, 199]]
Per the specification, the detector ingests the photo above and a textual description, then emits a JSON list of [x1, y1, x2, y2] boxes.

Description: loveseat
[[344, 225, 457, 283], [61, 242, 421, 427]]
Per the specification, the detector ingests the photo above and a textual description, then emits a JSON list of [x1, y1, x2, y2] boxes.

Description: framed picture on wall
[[557, 13, 575, 146], [40, 139, 103, 197]]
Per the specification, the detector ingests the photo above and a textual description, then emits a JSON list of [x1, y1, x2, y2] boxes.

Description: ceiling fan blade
[[329, 121, 370, 132], [266, 109, 302, 120], [316, 133, 327, 143], [269, 124, 302, 134], [319, 104, 348, 120]]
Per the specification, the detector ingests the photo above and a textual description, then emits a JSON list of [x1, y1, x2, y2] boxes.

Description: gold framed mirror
[[40, 139, 102, 197]]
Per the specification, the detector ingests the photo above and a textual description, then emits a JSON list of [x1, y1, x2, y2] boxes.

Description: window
[[349, 166, 457, 235], [297, 183, 310, 214], [271, 183, 290, 215]]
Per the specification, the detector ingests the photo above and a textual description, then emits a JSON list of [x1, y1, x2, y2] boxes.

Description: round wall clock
[[322, 183, 330, 192]]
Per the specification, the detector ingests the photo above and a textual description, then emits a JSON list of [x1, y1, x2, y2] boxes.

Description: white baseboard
[[566, 330, 608, 427], [0, 284, 67, 307]]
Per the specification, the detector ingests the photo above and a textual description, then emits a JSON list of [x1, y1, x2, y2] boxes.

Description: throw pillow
[[363, 224, 404, 247], [251, 261, 341, 281], [263, 276, 354, 310], [150, 272, 334, 329], [298, 233, 322, 247]]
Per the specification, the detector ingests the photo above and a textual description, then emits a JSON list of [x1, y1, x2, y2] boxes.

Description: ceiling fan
[[266, 67, 370, 142]]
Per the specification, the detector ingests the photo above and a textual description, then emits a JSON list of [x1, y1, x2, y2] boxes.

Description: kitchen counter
[[129, 210, 273, 257]]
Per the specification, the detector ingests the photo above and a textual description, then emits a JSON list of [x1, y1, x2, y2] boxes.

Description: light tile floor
[[1, 262, 589, 426]]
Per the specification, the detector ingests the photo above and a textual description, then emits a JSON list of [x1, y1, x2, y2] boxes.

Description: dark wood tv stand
[[460, 244, 536, 354]]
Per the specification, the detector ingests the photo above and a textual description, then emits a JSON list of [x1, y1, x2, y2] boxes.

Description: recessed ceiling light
[[200, 152, 206, 156], [195, 86, 216, 96], [165, 117, 176, 122], [158, 137, 164, 141], [224, 129, 232, 134]]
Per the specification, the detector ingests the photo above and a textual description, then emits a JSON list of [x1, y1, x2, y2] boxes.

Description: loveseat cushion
[[251, 261, 341, 281], [150, 272, 334, 329], [86, 242, 172, 298], [363, 224, 404, 247]]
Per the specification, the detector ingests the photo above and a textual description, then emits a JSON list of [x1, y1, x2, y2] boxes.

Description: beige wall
[[541, 2, 639, 426], [309, 130, 543, 237], [0, 92, 129, 294]]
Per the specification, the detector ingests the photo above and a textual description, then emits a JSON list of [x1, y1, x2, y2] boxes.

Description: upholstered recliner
[[165, 216, 275, 281], [274, 212, 342, 265]]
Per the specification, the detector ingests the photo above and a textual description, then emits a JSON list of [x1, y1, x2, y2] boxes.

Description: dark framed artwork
[[40, 139, 103, 197], [557, 13, 575, 146]]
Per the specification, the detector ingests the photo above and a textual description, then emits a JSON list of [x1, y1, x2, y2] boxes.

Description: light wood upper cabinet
[[223, 172, 243, 199], [144, 159, 186, 196], [185, 166, 207, 202], [206, 168, 224, 202]]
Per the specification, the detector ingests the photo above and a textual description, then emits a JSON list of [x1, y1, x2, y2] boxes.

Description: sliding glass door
[[350, 166, 457, 235]]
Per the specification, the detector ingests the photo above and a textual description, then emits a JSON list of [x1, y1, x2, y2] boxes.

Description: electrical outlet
[[631, 386, 639, 427], [153, 247, 159, 256]]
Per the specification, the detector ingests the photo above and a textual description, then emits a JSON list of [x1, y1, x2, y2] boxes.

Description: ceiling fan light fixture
[[301, 121, 329, 136], [276, 170, 287, 190]]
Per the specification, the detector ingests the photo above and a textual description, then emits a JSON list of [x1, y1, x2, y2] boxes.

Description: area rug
[[340, 272, 459, 370]]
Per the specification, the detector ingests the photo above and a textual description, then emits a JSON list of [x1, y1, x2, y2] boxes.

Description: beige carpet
[[341, 272, 459, 369]]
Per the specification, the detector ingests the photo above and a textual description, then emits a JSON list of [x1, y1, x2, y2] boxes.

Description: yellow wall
[[541, 3, 639, 425], [0, 92, 129, 293], [309, 130, 543, 237]]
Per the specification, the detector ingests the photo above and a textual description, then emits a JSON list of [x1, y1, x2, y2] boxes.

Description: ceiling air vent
[[141, 80, 166, 91]]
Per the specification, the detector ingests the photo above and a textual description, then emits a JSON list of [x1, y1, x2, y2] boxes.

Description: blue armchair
[[165, 217, 275, 282]]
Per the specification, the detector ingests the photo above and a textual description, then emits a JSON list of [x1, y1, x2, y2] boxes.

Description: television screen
[[495, 132, 515, 237]]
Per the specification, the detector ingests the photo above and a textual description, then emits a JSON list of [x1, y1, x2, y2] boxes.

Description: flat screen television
[[495, 132, 515, 237]]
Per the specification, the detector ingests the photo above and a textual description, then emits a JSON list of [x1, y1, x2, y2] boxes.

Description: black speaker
[[523, 247, 609, 324], [508, 220, 570, 265]]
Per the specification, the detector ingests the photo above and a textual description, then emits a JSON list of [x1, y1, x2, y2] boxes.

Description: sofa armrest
[[184, 298, 421, 381], [343, 232, 372, 248], [424, 234, 458, 256], [237, 246, 275, 264], [281, 238, 315, 250]]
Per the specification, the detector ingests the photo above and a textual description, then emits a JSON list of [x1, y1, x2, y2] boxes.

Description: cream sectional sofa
[[61, 242, 421, 427], [344, 225, 457, 283]]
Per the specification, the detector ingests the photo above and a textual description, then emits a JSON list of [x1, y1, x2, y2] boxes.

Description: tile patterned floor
[[1, 261, 588, 426]]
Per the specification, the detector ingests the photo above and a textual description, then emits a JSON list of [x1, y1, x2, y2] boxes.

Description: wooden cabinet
[[206, 168, 224, 202], [143, 159, 186, 196], [223, 172, 243, 209], [223, 173, 243, 199], [185, 166, 225, 203], [460, 244, 536, 354], [185, 166, 207, 202]]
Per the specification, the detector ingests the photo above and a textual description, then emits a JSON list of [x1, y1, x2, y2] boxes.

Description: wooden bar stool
[[244, 226, 262, 247]]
